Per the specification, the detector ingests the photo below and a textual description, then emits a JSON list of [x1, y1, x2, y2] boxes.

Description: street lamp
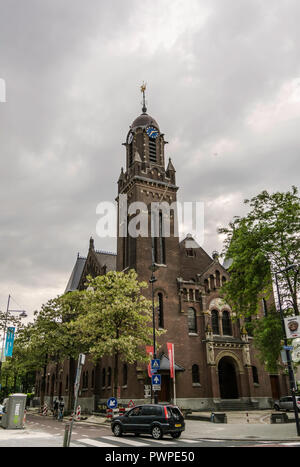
[[274, 265, 300, 436], [149, 263, 159, 404], [0, 294, 28, 388]]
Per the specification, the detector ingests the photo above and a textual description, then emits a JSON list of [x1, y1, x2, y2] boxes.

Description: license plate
[[175, 424, 181, 427]]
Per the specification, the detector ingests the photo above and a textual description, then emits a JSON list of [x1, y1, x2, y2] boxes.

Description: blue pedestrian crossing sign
[[151, 374, 161, 390], [151, 359, 160, 371], [107, 397, 118, 409]]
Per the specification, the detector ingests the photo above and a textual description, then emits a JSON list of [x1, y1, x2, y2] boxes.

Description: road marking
[[181, 439, 201, 444], [102, 436, 150, 447], [77, 438, 116, 448], [280, 442, 300, 446]]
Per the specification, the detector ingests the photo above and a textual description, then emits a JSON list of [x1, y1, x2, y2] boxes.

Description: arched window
[[210, 274, 215, 290], [149, 137, 157, 163], [192, 364, 200, 384], [211, 310, 220, 334], [123, 364, 128, 386], [189, 289, 193, 301], [188, 308, 197, 333], [252, 366, 259, 385], [102, 368, 106, 387], [107, 367, 112, 387], [222, 310, 232, 336], [158, 293, 164, 328], [215, 270, 221, 287], [204, 279, 209, 293]]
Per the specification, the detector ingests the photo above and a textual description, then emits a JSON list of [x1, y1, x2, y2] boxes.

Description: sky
[[0, 0, 299, 321]]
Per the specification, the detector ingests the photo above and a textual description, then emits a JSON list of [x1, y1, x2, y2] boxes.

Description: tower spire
[[140, 82, 147, 114]]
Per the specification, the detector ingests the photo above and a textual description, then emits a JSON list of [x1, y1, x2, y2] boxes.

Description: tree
[[219, 186, 300, 367], [18, 290, 87, 408], [69, 270, 163, 397]]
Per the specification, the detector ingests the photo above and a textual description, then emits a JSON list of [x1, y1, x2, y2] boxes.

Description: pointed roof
[[167, 158, 176, 172], [65, 255, 86, 293]]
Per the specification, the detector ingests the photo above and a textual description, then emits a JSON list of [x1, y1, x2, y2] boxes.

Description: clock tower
[[116, 84, 180, 297]]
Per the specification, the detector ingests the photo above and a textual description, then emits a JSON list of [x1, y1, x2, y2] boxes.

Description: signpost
[[107, 397, 118, 409], [65, 353, 85, 447], [152, 374, 161, 391], [151, 359, 160, 371]]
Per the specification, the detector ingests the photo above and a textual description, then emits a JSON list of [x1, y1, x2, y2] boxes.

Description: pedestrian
[[58, 397, 65, 421], [53, 398, 59, 419]]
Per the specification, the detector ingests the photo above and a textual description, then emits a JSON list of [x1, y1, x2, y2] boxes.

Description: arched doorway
[[218, 357, 239, 399]]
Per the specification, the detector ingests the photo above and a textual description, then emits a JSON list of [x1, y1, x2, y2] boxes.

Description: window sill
[[188, 333, 198, 337], [122, 385, 127, 389], [192, 383, 201, 387]]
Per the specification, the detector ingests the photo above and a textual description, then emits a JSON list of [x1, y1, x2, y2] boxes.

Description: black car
[[111, 404, 185, 440]]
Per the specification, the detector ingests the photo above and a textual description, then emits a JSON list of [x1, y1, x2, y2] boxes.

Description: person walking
[[53, 398, 59, 419], [58, 397, 65, 421]]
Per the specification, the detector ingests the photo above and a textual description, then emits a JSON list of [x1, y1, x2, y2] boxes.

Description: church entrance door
[[158, 375, 171, 402], [218, 357, 239, 399]]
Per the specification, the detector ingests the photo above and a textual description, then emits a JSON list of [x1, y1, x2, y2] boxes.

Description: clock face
[[146, 126, 159, 139], [128, 132, 133, 144]]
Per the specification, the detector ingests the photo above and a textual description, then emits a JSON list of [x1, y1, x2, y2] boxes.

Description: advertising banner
[[4, 327, 15, 357], [284, 316, 300, 339], [167, 342, 174, 379]]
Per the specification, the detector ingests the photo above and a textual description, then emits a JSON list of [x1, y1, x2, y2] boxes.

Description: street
[[1, 413, 300, 448]]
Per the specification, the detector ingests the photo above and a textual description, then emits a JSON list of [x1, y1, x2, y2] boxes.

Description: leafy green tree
[[219, 186, 300, 367], [17, 290, 87, 408], [69, 270, 163, 397]]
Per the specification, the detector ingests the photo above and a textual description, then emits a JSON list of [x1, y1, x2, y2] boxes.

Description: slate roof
[[65, 256, 86, 293]]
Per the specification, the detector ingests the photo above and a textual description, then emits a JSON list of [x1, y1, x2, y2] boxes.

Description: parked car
[[111, 404, 185, 440], [273, 396, 300, 412]]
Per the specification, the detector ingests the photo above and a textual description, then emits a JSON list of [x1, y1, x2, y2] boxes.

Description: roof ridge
[[95, 249, 117, 256]]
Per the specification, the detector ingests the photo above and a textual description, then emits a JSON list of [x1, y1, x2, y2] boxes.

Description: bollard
[[63, 423, 71, 447], [76, 405, 81, 421]]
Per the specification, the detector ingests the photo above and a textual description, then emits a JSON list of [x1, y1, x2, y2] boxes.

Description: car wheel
[[152, 426, 163, 440], [171, 432, 181, 439], [113, 423, 122, 437]]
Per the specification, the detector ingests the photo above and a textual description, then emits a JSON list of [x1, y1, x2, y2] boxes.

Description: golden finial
[[140, 82, 147, 113]]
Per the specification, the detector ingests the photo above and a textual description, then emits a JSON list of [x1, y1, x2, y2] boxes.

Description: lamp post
[[0, 294, 27, 388], [149, 263, 158, 404], [275, 265, 300, 436]]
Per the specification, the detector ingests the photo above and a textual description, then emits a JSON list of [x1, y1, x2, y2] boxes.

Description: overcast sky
[[0, 0, 299, 320]]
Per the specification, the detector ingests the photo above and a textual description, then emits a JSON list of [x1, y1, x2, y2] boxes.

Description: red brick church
[[35, 91, 288, 412]]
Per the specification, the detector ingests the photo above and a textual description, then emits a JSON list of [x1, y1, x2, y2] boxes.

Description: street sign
[[283, 345, 294, 351], [107, 397, 118, 409], [152, 374, 161, 390], [151, 359, 160, 371]]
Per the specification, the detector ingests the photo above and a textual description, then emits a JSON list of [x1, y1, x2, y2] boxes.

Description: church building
[[35, 88, 288, 412]]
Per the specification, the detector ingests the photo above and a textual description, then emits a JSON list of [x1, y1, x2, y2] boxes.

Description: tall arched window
[[102, 368, 106, 387], [107, 367, 112, 387], [158, 293, 164, 328], [149, 137, 157, 163], [252, 366, 259, 384], [192, 364, 200, 384], [215, 270, 221, 287], [222, 310, 232, 336], [123, 364, 128, 386], [188, 308, 197, 333], [211, 310, 220, 334]]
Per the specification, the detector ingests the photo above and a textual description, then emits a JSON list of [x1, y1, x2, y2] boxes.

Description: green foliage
[[252, 310, 284, 373], [219, 186, 300, 318], [68, 270, 162, 364]]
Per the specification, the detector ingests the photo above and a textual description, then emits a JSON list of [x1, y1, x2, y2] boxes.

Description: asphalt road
[[1, 413, 300, 448]]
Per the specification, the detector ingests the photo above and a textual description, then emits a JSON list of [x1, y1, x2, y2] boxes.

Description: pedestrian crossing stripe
[[75, 436, 204, 448]]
